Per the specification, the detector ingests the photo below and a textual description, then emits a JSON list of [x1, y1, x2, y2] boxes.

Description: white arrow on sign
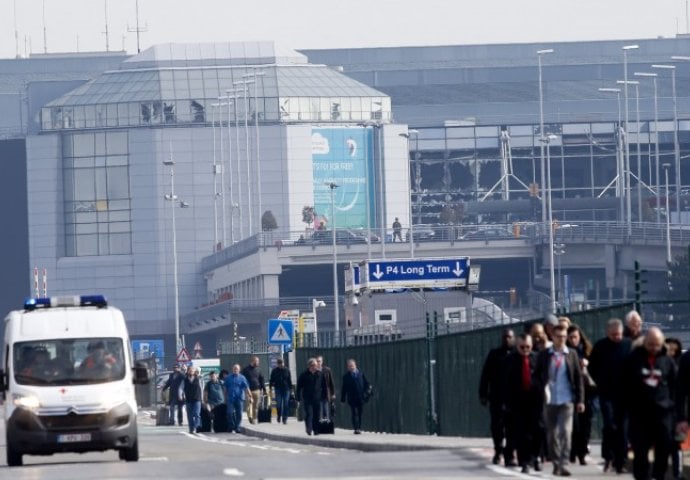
[[453, 262, 464, 277], [372, 264, 384, 280]]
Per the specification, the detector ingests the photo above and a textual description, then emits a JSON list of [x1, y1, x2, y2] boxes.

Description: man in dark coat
[[535, 324, 585, 477], [503, 333, 542, 474], [479, 328, 515, 465], [589, 318, 631, 473], [180, 366, 203, 434], [296, 357, 324, 435], [624, 327, 677, 480], [340, 358, 371, 434], [241, 355, 266, 424], [161, 364, 185, 426], [317, 355, 336, 421], [269, 358, 293, 424]]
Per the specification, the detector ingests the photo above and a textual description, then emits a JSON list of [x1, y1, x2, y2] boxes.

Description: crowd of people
[[160, 354, 372, 436], [479, 310, 689, 479]]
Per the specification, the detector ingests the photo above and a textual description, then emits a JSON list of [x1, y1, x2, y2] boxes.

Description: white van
[[0, 295, 149, 467]]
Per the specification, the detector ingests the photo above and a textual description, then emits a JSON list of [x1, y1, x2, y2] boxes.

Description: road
[[0, 415, 498, 479]]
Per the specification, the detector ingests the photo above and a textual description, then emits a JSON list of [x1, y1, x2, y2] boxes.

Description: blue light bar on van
[[23, 295, 108, 311]]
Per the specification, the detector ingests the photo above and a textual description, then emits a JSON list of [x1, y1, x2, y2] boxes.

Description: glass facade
[[41, 65, 391, 131], [409, 120, 685, 224], [62, 131, 132, 256]]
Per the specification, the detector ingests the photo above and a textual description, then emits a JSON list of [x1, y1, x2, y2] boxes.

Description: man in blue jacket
[[225, 364, 252, 433]]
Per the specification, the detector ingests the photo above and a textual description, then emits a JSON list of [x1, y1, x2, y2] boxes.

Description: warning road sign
[[267, 318, 294, 345], [176, 347, 191, 363]]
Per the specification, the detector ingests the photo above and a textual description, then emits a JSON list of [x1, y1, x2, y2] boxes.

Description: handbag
[[363, 384, 374, 403]]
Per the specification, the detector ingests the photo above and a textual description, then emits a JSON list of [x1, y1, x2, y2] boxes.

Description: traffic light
[[633, 261, 648, 312]]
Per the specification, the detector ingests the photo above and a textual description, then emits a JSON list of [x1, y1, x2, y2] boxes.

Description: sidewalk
[[239, 418, 628, 479]]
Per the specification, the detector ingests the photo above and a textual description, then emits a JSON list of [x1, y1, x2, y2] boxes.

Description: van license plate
[[57, 433, 91, 443]]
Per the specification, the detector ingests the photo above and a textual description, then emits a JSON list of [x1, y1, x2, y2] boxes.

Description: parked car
[[458, 228, 514, 240], [405, 224, 436, 242]]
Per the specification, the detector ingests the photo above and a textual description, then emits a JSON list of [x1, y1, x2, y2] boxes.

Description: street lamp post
[[541, 134, 558, 313], [242, 71, 265, 228], [538, 48, 554, 229], [554, 243, 566, 304], [233, 79, 255, 235], [312, 299, 326, 347], [399, 130, 419, 258], [324, 181, 340, 335], [617, 79, 642, 221], [663, 163, 672, 265], [652, 63, 679, 221], [635, 72, 661, 223], [622, 45, 639, 233], [163, 159, 189, 350]]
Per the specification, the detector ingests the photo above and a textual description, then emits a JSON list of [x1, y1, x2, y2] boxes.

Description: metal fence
[[295, 302, 633, 437]]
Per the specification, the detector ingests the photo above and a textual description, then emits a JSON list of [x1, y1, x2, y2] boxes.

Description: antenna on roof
[[127, 0, 148, 53], [13, 0, 20, 58], [42, 0, 47, 53], [103, 0, 110, 52]]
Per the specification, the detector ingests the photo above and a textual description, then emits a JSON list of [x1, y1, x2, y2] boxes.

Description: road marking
[[223, 468, 245, 476], [183, 432, 318, 455], [140, 456, 169, 462]]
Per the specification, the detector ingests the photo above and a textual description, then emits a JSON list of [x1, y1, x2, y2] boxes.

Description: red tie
[[521, 355, 531, 391]]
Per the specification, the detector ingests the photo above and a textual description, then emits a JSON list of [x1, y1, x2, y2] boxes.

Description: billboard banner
[[311, 127, 374, 229]]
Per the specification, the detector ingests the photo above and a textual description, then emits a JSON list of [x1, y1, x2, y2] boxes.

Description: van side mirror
[[132, 361, 150, 385], [0, 369, 5, 392]]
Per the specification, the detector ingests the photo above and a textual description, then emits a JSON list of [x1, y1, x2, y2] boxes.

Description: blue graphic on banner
[[312, 127, 374, 229], [131, 339, 165, 370]]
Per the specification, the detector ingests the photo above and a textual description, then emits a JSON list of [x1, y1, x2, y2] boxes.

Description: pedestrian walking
[[241, 355, 266, 424], [666, 337, 684, 480], [179, 366, 203, 434], [270, 358, 293, 424], [624, 309, 644, 347], [340, 358, 371, 434], [161, 364, 185, 426], [479, 328, 516, 466], [296, 358, 324, 435], [624, 327, 676, 480], [225, 364, 252, 433], [589, 318, 631, 474], [535, 324, 585, 477], [566, 324, 596, 466], [503, 333, 543, 474], [203, 370, 226, 432], [317, 355, 336, 421]]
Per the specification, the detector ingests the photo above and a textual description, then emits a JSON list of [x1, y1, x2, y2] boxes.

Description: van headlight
[[12, 393, 40, 409]]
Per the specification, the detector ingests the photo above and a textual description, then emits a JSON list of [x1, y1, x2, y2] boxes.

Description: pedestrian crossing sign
[[267, 319, 294, 345]]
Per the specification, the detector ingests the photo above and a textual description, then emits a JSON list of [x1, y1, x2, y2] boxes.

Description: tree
[[261, 210, 278, 232], [301, 205, 315, 227]]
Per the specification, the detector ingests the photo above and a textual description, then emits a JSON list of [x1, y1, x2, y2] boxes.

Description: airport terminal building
[[3, 36, 690, 347]]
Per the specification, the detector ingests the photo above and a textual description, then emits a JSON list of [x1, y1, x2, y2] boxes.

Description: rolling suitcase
[[198, 406, 212, 432], [316, 418, 335, 434], [156, 405, 171, 426], [316, 401, 335, 434], [213, 403, 228, 433], [258, 395, 272, 423]]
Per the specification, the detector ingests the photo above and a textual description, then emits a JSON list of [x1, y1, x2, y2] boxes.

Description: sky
[[0, 0, 688, 59]]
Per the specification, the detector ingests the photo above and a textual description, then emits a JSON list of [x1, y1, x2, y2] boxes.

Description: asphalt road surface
[[0, 419, 500, 479]]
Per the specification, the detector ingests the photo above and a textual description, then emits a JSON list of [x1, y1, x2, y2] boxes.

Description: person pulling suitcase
[[203, 371, 226, 432]]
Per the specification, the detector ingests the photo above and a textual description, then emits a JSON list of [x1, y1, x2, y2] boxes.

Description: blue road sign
[[363, 257, 470, 290], [267, 318, 294, 345], [131, 339, 165, 369]]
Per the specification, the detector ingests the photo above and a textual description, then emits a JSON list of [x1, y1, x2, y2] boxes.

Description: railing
[[201, 221, 690, 272]]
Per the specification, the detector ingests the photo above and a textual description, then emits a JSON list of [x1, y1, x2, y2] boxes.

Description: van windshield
[[13, 338, 126, 386]]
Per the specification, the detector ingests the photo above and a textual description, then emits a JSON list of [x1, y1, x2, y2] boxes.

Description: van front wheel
[[119, 440, 139, 462], [6, 442, 23, 467]]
